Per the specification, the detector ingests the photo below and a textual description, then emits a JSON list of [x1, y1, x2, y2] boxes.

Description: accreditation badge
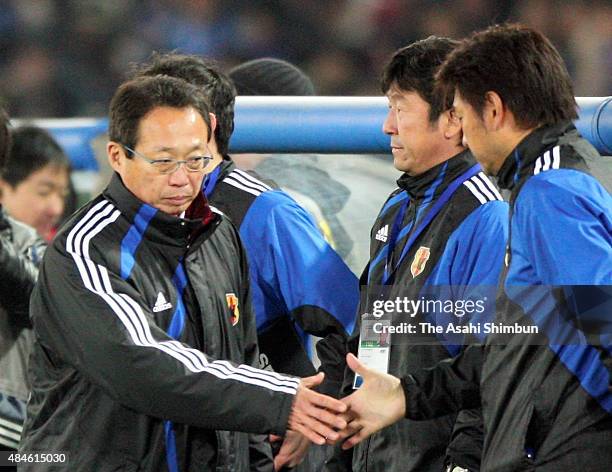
[[353, 317, 391, 389]]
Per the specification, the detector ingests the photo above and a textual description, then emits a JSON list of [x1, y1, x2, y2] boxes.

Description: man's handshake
[[285, 354, 406, 464]]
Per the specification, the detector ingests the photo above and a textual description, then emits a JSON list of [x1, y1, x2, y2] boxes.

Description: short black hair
[[0, 108, 10, 171], [134, 53, 235, 156], [381, 36, 460, 122], [436, 23, 578, 129], [2, 126, 70, 187], [109, 75, 212, 153]]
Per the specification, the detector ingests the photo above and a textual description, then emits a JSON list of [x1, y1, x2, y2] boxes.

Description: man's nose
[[167, 164, 191, 186], [382, 109, 397, 135]]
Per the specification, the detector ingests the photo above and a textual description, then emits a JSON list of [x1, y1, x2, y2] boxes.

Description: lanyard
[[203, 165, 222, 198], [383, 199, 410, 283], [382, 164, 480, 285]]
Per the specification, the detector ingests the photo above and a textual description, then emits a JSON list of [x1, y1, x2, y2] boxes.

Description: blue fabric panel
[[423, 201, 509, 353], [120, 204, 157, 280], [239, 189, 359, 334], [509, 169, 612, 411]]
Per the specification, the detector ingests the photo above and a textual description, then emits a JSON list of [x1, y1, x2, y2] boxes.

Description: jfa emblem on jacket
[[226, 293, 240, 326], [411, 246, 431, 278]]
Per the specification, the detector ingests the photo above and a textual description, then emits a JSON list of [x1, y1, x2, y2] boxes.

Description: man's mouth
[[164, 196, 191, 204]]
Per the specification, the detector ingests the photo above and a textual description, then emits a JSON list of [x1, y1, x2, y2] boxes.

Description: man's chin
[[157, 202, 192, 217], [393, 156, 415, 173]]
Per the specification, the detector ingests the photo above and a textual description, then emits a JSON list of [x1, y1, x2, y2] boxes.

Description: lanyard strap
[[383, 164, 480, 285], [203, 165, 222, 198]]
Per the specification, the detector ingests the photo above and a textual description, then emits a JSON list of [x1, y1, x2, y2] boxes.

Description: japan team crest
[[411, 246, 431, 278], [226, 293, 240, 326]]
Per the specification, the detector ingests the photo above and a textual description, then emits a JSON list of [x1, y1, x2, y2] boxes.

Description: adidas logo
[[375, 225, 389, 242], [153, 292, 172, 313]]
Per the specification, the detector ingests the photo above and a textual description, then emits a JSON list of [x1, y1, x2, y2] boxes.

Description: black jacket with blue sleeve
[[401, 123, 612, 471], [350, 151, 508, 472], [20, 174, 299, 472]]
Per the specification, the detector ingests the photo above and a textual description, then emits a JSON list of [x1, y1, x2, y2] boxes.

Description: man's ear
[[107, 141, 125, 173], [206, 113, 223, 162], [442, 108, 462, 142], [209, 112, 217, 137], [483, 91, 505, 131]]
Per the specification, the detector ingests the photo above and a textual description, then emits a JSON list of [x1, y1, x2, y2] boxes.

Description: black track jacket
[[20, 174, 298, 471], [349, 151, 508, 472], [401, 124, 612, 471]]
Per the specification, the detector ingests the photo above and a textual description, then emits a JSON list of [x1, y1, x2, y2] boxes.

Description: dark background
[[1, 0, 610, 118]]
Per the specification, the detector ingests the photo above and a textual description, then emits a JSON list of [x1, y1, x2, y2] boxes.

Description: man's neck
[[408, 145, 465, 177], [492, 127, 536, 175]]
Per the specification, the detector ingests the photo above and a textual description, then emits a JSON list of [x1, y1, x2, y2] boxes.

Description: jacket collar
[[497, 121, 576, 191], [103, 173, 215, 247], [201, 158, 235, 198], [396, 149, 477, 201], [215, 158, 235, 180]]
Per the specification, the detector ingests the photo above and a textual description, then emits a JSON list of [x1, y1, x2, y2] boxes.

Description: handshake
[[276, 354, 406, 469]]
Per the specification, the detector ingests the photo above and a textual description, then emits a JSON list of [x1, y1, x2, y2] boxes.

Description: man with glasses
[[136, 54, 360, 471], [120, 144, 212, 175], [20, 75, 348, 472]]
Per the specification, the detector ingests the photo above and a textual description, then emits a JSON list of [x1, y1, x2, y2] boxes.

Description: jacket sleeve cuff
[[400, 375, 421, 420], [272, 390, 297, 436]]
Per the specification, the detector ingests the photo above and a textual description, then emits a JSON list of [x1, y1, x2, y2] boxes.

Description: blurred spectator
[[0, 107, 46, 469], [0, 126, 71, 241], [0, 0, 609, 118]]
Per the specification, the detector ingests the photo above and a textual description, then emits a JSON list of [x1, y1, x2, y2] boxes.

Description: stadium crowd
[[0, 0, 611, 117]]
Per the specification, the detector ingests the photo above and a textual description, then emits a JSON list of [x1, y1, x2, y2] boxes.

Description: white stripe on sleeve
[[471, 175, 496, 201], [234, 169, 272, 190], [223, 177, 263, 196], [552, 146, 561, 169], [65, 200, 299, 395], [542, 150, 551, 171], [463, 180, 487, 205], [477, 172, 503, 200], [229, 171, 270, 193]]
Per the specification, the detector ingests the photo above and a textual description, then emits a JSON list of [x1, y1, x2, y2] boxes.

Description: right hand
[[338, 354, 406, 449], [287, 372, 347, 445]]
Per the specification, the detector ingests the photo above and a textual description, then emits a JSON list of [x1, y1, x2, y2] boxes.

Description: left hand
[[271, 431, 311, 470]]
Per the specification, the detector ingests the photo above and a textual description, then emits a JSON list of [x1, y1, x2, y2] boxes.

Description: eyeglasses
[[121, 145, 213, 175]]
